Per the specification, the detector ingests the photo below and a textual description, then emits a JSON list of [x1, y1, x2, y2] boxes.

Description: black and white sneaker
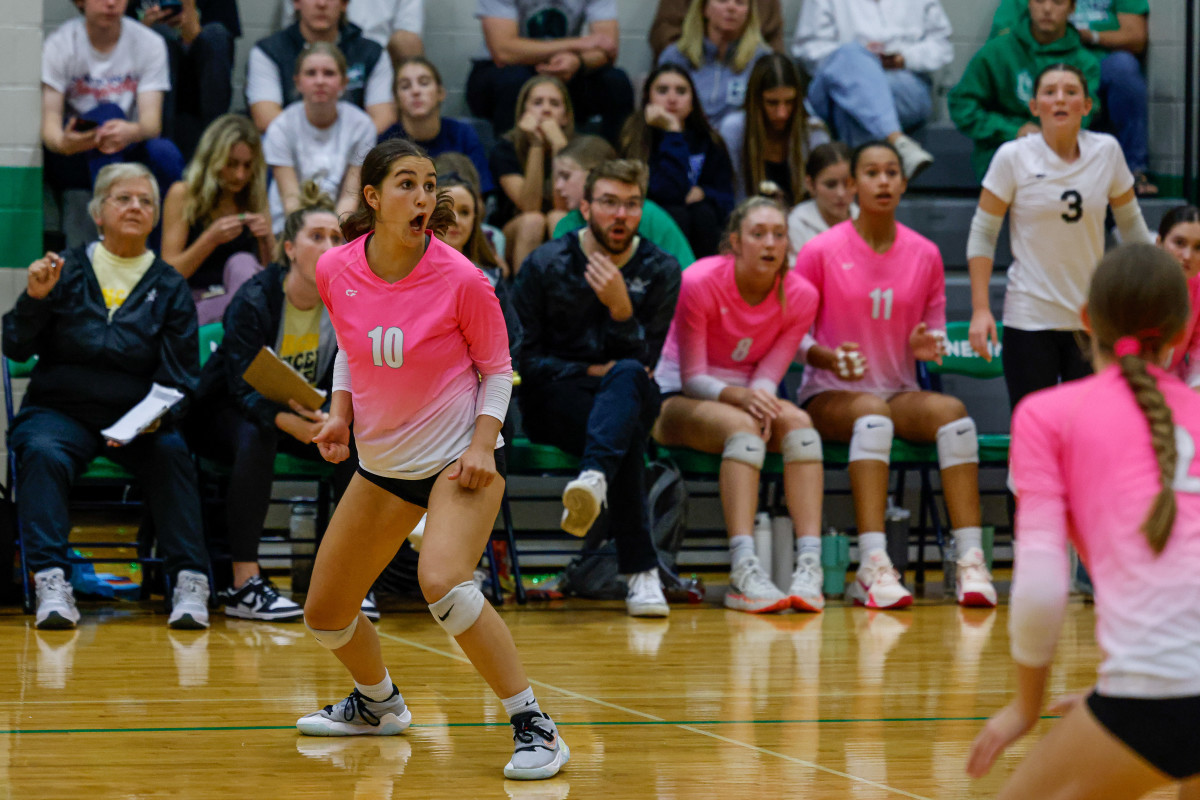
[[361, 591, 381, 622], [220, 576, 303, 622]]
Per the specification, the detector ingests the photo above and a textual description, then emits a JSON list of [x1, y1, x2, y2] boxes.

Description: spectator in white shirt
[[278, 0, 425, 65]]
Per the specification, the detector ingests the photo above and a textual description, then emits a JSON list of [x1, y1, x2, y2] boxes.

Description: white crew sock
[[355, 669, 395, 702]]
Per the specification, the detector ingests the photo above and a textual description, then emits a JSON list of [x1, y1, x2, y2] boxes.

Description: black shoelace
[[511, 711, 554, 750], [324, 690, 382, 726]]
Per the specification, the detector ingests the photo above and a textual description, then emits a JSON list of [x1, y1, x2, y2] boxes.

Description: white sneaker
[[625, 568, 669, 617], [725, 555, 791, 613], [34, 567, 80, 630], [956, 547, 998, 608], [893, 133, 934, 181], [169, 570, 211, 629], [787, 552, 825, 612], [407, 514, 427, 552], [847, 551, 913, 610], [560, 470, 606, 537]]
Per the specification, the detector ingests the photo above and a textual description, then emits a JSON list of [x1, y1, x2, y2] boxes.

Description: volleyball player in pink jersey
[[296, 139, 568, 781], [795, 141, 994, 610], [1156, 206, 1200, 386], [967, 244, 1200, 797], [653, 197, 824, 613]]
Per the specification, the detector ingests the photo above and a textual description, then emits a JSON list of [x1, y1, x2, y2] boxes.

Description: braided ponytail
[[1088, 244, 1191, 554]]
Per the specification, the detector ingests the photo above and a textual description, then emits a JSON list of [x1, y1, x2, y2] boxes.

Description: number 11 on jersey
[[368, 325, 404, 368], [870, 287, 894, 320]]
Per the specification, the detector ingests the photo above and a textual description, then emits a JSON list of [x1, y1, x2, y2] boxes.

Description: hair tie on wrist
[[1113, 336, 1141, 358]]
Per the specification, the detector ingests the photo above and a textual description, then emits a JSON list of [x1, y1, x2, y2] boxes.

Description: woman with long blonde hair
[[161, 114, 274, 324]]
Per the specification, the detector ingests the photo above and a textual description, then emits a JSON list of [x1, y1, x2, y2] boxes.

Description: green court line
[[0, 715, 1058, 736]]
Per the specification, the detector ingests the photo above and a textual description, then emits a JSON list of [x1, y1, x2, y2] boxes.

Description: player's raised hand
[[27, 252, 65, 300], [910, 322, 945, 365]]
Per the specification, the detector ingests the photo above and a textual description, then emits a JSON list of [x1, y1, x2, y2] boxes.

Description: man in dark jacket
[[511, 159, 681, 618], [3, 163, 209, 631]]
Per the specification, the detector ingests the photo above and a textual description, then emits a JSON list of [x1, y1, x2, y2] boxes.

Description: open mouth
[[410, 214, 426, 234]]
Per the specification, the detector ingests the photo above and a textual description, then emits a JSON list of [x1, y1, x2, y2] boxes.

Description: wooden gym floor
[[0, 589, 1186, 800]]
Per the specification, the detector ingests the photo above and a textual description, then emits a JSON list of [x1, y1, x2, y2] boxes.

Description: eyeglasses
[[104, 193, 156, 210], [591, 196, 643, 214]]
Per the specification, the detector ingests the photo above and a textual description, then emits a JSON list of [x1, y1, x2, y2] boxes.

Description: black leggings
[[660, 198, 724, 259], [1001, 327, 1093, 410]]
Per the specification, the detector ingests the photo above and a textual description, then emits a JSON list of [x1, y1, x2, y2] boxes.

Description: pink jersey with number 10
[[794, 220, 946, 405], [316, 233, 512, 480]]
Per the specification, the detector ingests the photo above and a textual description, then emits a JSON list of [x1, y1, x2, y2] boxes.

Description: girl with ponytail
[[968, 243, 1200, 796]]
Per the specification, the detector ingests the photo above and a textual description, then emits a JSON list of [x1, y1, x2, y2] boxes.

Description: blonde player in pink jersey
[[296, 139, 568, 781], [967, 244, 1200, 797], [653, 197, 824, 613], [795, 141, 994, 610], [1156, 206, 1200, 387]]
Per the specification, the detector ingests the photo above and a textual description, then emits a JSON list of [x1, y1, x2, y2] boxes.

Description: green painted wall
[[1, 167, 42, 270]]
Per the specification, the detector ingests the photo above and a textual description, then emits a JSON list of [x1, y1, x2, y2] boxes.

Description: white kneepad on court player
[[781, 428, 822, 463], [306, 614, 360, 650], [723, 430, 767, 469], [936, 417, 980, 470], [849, 414, 893, 463], [429, 580, 486, 637]]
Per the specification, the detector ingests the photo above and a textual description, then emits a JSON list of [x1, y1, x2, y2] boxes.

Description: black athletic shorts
[[1087, 690, 1200, 779], [356, 447, 508, 508]]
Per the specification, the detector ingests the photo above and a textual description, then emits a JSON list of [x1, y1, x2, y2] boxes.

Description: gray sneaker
[[35, 567, 80, 630], [168, 570, 210, 630], [504, 711, 569, 780], [297, 686, 412, 736], [893, 133, 934, 181]]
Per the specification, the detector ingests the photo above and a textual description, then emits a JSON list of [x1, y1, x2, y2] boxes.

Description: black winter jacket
[[2, 245, 199, 431], [511, 232, 681, 386], [194, 264, 336, 432], [254, 22, 384, 111]]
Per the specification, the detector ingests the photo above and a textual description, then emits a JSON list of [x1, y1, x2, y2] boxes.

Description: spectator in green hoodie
[[948, 0, 1100, 180], [989, 0, 1152, 194]]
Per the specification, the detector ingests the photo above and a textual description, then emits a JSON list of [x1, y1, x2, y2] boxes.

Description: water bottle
[[885, 501, 912, 583], [289, 502, 318, 593], [771, 516, 794, 592], [942, 538, 957, 598], [753, 512, 772, 568], [821, 527, 850, 597]]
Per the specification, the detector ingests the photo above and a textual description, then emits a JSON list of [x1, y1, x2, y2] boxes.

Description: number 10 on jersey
[[368, 325, 404, 368]]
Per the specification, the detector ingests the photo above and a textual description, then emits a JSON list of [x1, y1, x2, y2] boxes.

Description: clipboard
[[241, 346, 327, 411]]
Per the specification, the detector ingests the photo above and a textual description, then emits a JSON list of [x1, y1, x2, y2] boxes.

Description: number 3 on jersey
[[368, 325, 404, 368], [869, 287, 893, 320]]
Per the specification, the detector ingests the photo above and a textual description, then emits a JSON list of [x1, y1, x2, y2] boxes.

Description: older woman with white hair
[[2, 162, 211, 632]]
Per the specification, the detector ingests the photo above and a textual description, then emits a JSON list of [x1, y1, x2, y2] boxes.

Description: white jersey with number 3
[[984, 131, 1133, 332]]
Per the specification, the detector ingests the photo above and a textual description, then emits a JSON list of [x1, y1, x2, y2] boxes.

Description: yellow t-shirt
[[91, 244, 155, 319], [278, 300, 322, 385]]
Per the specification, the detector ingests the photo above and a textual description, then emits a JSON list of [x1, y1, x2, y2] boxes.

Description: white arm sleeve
[[683, 374, 728, 401], [1008, 540, 1071, 667], [476, 371, 513, 424], [332, 349, 352, 393], [1113, 199, 1154, 245], [966, 207, 1003, 261]]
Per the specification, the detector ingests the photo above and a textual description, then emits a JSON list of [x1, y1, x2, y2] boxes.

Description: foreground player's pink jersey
[[655, 255, 819, 396], [1011, 366, 1200, 696], [1166, 275, 1200, 386], [317, 233, 512, 479], [794, 220, 946, 404]]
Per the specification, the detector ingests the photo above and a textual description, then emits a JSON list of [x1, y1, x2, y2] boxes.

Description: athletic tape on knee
[[306, 614, 360, 650], [936, 417, 979, 469], [849, 415, 893, 464], [428, 581, 486, 637], [782, 428, 822, 463], [723, 431, 766, 469]]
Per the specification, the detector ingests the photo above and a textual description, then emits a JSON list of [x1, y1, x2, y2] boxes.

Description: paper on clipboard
[[100, 383, 185, 445], [241, 346, 327, 411]]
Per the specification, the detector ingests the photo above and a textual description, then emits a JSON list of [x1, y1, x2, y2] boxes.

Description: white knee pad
[[428, 581, 486, 637], [306, 614, 360, 650], [849, 415, 893, 464], [782, 428, 823, 463], [937, 417, 979, 470], [723, 431, 766, 469]]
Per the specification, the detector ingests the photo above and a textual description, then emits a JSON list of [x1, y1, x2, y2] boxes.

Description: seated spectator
[[658, 0, 772, 130], [620, 64, 735, 258], [263, 43, 376, 233], [247, 0, 395, 135], [438, 173, 513, 290], [41, 0, 184, 218], [790, 0, 951, 179], [650, 0, 784, 60], [990, 0, 1152, 194], [787, 141, 855, 261], [433, 152, 508, 270], [720, 53, 828, 206], [468, 0, 633, 145], [511, 159, 682, 618], [652, 198, 824, 614], [161, 115, 274, 325], [3, 163, 210, 631], [551, 136, 696, 268], [1154, 206, 1200, 384], [949, 0, 1101, 180], [280, 0, 425, 64], [378, 57, 495, 196], [490, 76, 577, 272], [127, 0, 241, 160], [187, 187, 364, 621]]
